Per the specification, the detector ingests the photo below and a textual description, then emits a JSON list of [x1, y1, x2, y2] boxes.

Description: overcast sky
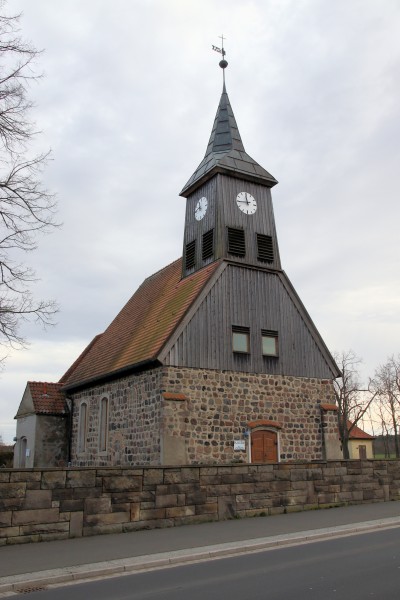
[[1, 0, 400, 443]]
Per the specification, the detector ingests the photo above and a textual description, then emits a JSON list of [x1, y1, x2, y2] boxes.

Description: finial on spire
[[212, 35, 228, 84]]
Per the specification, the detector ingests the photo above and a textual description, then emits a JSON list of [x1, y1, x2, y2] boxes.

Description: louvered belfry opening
[[227, 227, 246, 257], [185, 239, 196, 270], [256, 233, 274, 263], [202, 229, 214, 261]]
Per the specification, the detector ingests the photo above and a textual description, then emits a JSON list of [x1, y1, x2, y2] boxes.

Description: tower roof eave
[[180, 151, 278, 197]]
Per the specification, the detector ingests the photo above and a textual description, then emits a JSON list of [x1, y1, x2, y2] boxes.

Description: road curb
[[1, 516, 400, 596]]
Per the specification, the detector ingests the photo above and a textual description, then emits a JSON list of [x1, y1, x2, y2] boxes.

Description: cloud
[[1, 0, 400, 441]]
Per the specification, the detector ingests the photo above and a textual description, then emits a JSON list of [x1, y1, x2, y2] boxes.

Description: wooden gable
[[160, 262, 340, 379]]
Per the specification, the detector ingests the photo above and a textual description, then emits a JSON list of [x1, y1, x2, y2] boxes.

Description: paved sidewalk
[[1, 501, 400, 595]]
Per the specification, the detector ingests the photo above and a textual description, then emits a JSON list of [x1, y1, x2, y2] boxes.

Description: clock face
[[236, 192, 257, 215], [195, 196, 208, 221]]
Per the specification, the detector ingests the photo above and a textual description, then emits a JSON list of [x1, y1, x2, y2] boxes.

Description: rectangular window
[[257, 233, 274, 263], [202, 229, 214, 261], [185, 239, 196, 270], [227, 227, 246, 257], [232, 325, 250, 353], [261, 329, 279, 356]]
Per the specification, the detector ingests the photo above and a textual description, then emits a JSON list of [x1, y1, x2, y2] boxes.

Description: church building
[[14, 53, 342, 468]]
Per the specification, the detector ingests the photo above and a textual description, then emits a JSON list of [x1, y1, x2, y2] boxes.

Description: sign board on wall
[[234, 440, 246, 451]]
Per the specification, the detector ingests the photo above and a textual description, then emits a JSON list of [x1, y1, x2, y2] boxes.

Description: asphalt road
[[11, 527, 400, 599]]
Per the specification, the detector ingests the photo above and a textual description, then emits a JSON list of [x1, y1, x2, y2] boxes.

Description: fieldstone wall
[[162, 367, 338, 463], [35, 416, 69, 468], [69, 366, 339, 466], [1, 460, 400, 545], [70, 368, 163, 466]]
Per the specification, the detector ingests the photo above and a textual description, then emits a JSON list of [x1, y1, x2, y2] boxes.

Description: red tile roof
[[28, 382, 67, 415], [347, 420, 375, 439], [62, 258, 221, 389], [59, 334, 102, 384]]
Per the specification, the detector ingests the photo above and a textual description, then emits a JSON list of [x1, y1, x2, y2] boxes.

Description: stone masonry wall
[[162, 367, 338, 462], [1, 461, 400, 545], [70, 368, 163, 466]]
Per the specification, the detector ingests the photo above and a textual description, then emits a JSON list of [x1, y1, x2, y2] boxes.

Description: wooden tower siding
[[183, 175, 281, 276], [160, 263, 336, 379]]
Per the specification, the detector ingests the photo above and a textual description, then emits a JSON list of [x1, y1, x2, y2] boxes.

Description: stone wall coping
[[1, 458, 393, 474]]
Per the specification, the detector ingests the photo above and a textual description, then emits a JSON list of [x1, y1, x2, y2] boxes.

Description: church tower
[[181, 54, 280, 278]]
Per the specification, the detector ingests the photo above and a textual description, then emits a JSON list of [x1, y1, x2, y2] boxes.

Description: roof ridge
[[142, 258, 182, 284], [59, 334, 103, 384]]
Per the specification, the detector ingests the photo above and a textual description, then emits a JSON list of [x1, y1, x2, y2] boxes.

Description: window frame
[[78, 401, 88, 454], [232, 325, 250, 354], [261, 329, 279, 357]]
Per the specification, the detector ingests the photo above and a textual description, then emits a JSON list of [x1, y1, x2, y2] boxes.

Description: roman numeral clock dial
[[236, 192, 257, 215]]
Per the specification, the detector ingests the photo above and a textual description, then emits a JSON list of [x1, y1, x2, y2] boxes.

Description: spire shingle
[[180, 86, 277, 197]]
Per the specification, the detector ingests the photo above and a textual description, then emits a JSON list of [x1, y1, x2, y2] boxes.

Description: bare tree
[[0, 2, 58, 353], [333, 350, 376, 459], [370, 356, 400, 458]]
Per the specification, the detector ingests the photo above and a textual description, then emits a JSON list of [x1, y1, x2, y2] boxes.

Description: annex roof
[[180, 84, 278, 197], [61, 258, 221, 390], [27, 382, 67, 415], [348, 421, 375, 440]]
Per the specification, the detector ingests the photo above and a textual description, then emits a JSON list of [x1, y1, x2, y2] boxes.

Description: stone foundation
[[1, 460, 399, 545]]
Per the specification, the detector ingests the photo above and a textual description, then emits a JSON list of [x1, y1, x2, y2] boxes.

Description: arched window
[[78, 402, 88, 453], [99, 397, 109, 452], [19, 437, 27, 468]]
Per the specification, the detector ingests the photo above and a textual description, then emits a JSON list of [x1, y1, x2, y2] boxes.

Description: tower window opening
[[257, 233, 274, 263], [185, 239, 196, 270], [202, 229, 214, 261], [227, 227, 245, 257]]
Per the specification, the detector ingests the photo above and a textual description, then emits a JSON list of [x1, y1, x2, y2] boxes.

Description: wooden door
[[358, 445, 367, 459], [251, 430, 278, 463]]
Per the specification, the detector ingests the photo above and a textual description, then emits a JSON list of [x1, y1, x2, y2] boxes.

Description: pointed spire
[[180, 84, 278, 197], [206, 85, 245, 155]]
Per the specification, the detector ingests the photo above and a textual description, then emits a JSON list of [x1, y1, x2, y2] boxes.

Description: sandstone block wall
[[1, 460, 400, 545]]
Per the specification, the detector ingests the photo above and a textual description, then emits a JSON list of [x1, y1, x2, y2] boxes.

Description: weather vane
[[212, 34, 228, 82]]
